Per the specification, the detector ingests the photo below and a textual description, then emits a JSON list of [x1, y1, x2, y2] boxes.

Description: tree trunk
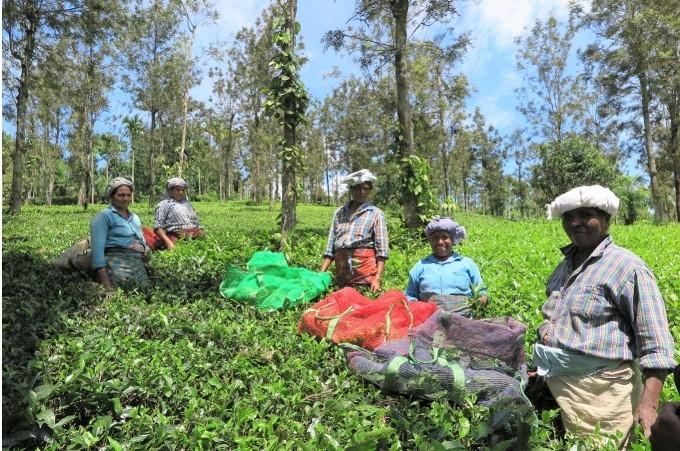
[[225, 112, 235, 200], [668, 93, 680, 222], [179, 92, 188, 176], [639, 72, 664, 222], [149, 110, 158, 207], [435, 68, 451, 198], [131, 135, 135, 204], [278, 0, 299, 243], [268, 142, 275, 212], [9, 7, 39, 214], [392, 0, 418, 228], [46, 109, 62, 206]]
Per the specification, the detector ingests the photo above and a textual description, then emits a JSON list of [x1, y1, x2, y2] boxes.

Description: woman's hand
[[156, 228, 175, 250], [320, 256, 332, 272], [370, 277, 381, 293], [478, 295, 488, 307], [96, 268, 114, 291], [142, 251, 151, 263]]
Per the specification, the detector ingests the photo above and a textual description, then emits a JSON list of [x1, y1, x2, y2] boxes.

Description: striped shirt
[[538, 236, 676, 370], [324, 202, 389, 259], [154, 198, 202, 233]]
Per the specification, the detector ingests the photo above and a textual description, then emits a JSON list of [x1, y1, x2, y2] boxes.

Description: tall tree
[[506, 129, 533, 218], [122, 0, 182, 205], [123, 115, 144, 202], [579, 0, 672, 222], [207, 42, 240, 201], [324, 0, 468, 228], [470, 108, 506, 216], [230, 10, 277, 203], [515, 15, 585, 148], [176, 0, 216, 176], [63, 0, 121, 207], [2, 0, 83, 213], [264, 0, 308, 245], [645, 0, 680, 220]]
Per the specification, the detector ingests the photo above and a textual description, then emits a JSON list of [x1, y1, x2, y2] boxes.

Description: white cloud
[[472, 0, 571, 49], [458, 0, 573, 133], [202, 0, 270, 44], [473, 94, 519, 130]]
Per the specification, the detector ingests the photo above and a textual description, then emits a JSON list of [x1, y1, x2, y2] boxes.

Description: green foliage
[[3, 202, 679, 449], [613, 175, 650, 225], [439, 196, 460, 217], [264, 15, 309, 134], [400, 155, 438, 224], [531, 135, 621, 206]]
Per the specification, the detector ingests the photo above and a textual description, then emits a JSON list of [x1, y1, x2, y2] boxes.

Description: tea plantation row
[[3, 202, 679, 450]]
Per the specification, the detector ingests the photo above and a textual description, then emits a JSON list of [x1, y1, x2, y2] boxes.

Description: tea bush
[[3, 202, 679, 449]]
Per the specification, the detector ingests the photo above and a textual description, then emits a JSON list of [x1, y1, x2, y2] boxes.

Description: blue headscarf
[[425, 216, 467, 245]]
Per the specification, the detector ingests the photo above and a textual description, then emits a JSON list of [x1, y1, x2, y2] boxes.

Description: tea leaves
[[3, 202, 679, 449]]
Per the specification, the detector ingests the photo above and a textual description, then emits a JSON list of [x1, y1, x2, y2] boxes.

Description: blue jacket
[[405, 253, 487, 301], [90, 205, 146, 270]]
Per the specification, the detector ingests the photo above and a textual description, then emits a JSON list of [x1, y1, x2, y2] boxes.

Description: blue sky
[[189, 0, 574, 136], [11, 0, 630, 175], [3, 0, 576, 142]]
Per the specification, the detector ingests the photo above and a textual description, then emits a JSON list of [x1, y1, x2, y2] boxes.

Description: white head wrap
[[341, 169, 377, 188], [545, 185, 619, 220], [106, 177, 134, 198], [166, 177, 188, 190], [425, 217, 467, 245]]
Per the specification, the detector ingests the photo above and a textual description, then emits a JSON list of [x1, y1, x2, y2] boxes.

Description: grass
[[3, 201, 679, 449]]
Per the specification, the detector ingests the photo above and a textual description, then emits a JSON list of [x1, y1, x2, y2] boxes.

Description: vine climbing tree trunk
[[392, 0, 419, 229], [265, 0, 308, 249], [279, 0, 299, 237]]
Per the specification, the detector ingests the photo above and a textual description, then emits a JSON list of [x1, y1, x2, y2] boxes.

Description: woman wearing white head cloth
[[404, 217, 488, 317], [90, 177, 150, 290], [534, 185, 676, 445], [151, 177, 204, 250], [320, 169, 388, 292]]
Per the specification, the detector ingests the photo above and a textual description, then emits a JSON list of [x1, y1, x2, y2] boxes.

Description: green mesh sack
[[219, 251, 331, 310]]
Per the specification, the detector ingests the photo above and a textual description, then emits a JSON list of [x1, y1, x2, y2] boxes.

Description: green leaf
[[36, 408, 56, 428], [108, 437, 124, 451], [457, 416, 470, 437]]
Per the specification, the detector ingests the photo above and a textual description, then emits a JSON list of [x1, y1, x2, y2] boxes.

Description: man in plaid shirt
[[534, 185, 676, 444]]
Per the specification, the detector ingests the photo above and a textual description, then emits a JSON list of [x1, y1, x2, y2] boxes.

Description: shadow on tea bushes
[[2, 252, 106, 448]]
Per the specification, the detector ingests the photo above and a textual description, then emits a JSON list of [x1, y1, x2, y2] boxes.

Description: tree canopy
[[3, 0, 679, 224]]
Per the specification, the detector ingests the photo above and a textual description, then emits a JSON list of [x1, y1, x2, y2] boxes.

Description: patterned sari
[[334, 248, 377, 287], [105, 247, 150, 290]]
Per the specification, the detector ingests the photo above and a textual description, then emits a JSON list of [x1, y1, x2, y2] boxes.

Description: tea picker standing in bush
[[320, 169, 388, 292], [147, 177, 204, 250], [534, 185, 676, 445], [90, 177, 151, 290], [404, 217, 488, 317]]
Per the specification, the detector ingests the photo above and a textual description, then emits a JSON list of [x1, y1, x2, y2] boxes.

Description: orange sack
[[298, 287, 437, 351]]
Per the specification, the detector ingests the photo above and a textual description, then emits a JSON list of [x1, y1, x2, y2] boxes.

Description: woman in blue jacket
[[405, 217, 487, 317], [90, 177, 150, 290]]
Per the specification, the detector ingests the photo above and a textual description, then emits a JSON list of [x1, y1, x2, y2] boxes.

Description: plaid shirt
[[154, 198, 202, 233], [324, 202, 389, 259], [538, 236, 676, 370]]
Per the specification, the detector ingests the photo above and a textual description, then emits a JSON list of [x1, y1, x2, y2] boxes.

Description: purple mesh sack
[[345, 310, 531, 409]]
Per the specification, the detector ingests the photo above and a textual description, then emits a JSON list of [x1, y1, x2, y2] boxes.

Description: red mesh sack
[[298, 287, 437, 351], [142, 226, 161, 251]]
